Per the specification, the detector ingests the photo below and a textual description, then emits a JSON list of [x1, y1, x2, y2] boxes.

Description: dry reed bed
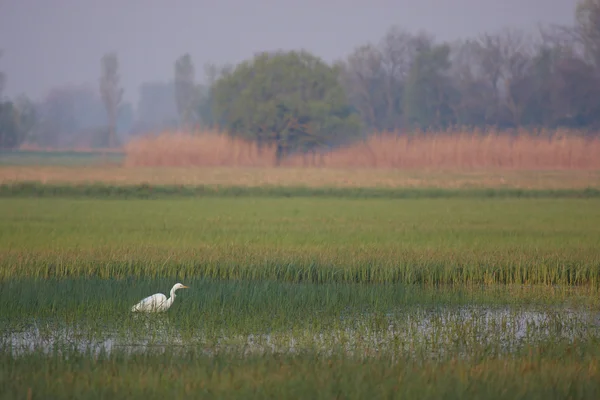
[[124, 129, 600, 170]]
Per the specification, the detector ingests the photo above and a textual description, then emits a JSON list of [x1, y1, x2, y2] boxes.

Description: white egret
[[131, 283, 189, 312]]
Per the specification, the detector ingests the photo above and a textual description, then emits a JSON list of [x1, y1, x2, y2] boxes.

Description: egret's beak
[[182, 285, 189, 289]]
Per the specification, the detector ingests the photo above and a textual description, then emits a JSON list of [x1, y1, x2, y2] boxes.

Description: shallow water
[[3, 305, 599, 359], [2, 278, 599, 360]]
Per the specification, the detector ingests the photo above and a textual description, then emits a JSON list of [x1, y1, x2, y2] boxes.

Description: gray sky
[[0, 0, 579, 105]]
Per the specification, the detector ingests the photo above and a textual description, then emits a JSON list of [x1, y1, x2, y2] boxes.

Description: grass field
[[3, 343, 600, 399], [2, 135, 600, 398], [1, 197, 599, 285], [1, 194, 600, 398], [0, 149, 124, 166]]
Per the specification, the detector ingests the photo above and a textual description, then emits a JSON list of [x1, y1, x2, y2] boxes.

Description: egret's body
[[131, 283, 189, 312]]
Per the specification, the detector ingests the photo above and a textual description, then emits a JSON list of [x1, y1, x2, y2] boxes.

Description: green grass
[[0, 197, 599, 285], [2, 181, 600, 199], [3, 346, 600, 400], [0, 150, 124, 166], [2, 194, 600, 398], [2, 278, 599, 399], [2, 277, 596, 328]]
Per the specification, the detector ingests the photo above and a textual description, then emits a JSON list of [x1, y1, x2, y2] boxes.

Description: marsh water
[[1, 279, 599, 359]]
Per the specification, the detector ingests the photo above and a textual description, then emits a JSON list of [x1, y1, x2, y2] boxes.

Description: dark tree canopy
[[211, 50, 362, 163], [0, 52, 37, 149], [0, 97, 37, 150]]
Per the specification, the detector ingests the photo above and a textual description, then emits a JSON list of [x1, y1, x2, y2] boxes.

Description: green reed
[[1, 197, 599, 286], [2, 277, 597, 322], [1, 279, 598, 357], [1, 194, 598, 398], [2, 181, 600, 199], [2, 277, 599, 398], [2, 342, 600, 399]]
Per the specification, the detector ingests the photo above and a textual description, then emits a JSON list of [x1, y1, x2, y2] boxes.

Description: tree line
[[1, 0, 600, 156]]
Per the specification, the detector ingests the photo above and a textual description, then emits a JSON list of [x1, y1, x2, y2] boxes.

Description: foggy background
[[0, 0, 578, 103], [0, 0, 591, 149]]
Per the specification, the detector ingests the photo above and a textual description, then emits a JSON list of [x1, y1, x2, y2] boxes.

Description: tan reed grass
[[124, 131, 274, 168], [123, 128, 600, 170]]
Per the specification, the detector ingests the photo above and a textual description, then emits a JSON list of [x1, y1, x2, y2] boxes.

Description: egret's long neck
[[166, 287, 177, 308]]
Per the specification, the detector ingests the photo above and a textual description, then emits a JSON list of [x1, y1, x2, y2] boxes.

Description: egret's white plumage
[[131, 283, 189, 312]]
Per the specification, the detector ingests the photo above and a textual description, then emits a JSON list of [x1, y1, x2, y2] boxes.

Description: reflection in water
[[3, 306, 600, 359]]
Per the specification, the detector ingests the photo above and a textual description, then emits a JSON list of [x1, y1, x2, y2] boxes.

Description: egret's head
[[174, 283, 189, 290]]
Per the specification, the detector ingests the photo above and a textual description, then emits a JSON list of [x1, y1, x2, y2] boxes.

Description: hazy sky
[[0, 0, 579, 105]]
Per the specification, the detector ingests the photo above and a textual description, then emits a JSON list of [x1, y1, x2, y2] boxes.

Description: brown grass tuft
[[124, 128, 600, 170]]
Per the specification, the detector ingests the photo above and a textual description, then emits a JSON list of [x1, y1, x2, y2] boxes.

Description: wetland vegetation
[[3, 0, 600, 396], [1, 193, 600, 398]]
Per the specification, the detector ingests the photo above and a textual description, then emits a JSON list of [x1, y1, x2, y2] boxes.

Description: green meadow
[[1, 193, 600, 398], [1, 196, 599, 285], [0, 150, 124, 166]]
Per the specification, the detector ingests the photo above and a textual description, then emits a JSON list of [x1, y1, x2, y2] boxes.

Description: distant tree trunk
[[256, 136, 263, 155], [108, 118, 116, 148], [274, 131, 286, 166], [100, 52, 123, 149], [174, 54, 197, 132], [275, 143, 284, 166]]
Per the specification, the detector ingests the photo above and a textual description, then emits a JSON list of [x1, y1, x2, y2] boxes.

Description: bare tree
[[0, 50, 6, 98], [174, 53, 196, 131], [535, 1, 599, 70], [338, 44, 383, 130], [99, 52, 123, 147], [339, 27, 433, 132], [447, 39, 496, 126], [378, 28, 433, 130], [575, 0, 600, 68], [380, 27, 433, 83], [474, 28, 535, 126]]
